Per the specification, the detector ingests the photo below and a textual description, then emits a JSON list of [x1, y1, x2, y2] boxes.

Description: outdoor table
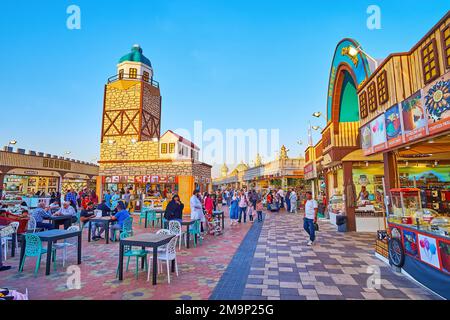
[[118, 233, 174, 285], [19, 229, 82, 276], [0, 226, 12, 272], [88, 217, 114, 244], [46, 215, 73, 230], [213, 210, 225, 230], [182, 219, 199, 249]]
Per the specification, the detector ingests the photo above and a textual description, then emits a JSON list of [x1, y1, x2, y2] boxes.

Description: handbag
[[314, 222, 319, 232]]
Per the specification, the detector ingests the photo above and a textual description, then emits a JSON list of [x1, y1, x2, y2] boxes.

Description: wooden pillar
[[343, 161, 356, 232], [0, 172, 5, 198], [383, 152, 400, 192]]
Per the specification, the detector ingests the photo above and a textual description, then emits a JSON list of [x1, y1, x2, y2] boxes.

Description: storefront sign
[[385, 104, 404, 148], [370, 114, 387, 153], [424, 72, 450, 136], [402, 90, 428, 143], [304, 163, 317, 180]]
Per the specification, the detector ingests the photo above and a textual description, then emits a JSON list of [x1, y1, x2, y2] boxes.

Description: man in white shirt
[[289, 189, 298, 213], [276, 188, 285, 209], [54, 201, 77, 223], [304, 191, 318, 246]]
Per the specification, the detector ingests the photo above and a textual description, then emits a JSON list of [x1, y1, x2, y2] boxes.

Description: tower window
[[377, 70, 389, 105], [129, 68, 138, 79], [161, 143, 168, 154], [442, 26, 450, 70], [143, 71, 150, 82], [359, 91, 368, 119], [367, 82, 377, 112], [119, 69, 124, 80], [421, 39, 440, 84], [169, 143, 175, 153]]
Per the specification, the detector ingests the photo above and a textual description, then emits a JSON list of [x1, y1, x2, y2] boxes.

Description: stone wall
[[100, 138, 159, 162]]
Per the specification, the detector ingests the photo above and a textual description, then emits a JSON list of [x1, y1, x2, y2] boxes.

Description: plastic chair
[[168, 220, 185, 250], [188, 220, 202, 247], [147, 210, 160, 228], [147, 236, 178, 284], [111, 216, 134, 242], [27, 216, 37, 233], [116, 232, 148, 279], [53, 226, 79, 267], [18, 233, 56, 275], [1, 222, 19, 260], [157, 229, 171, 251], [138, 207, 149, 225]]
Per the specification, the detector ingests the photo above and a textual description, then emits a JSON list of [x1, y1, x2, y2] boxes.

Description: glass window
[[161, 143, 168, 154], [421, 39, 441, 84], [367, 82, 377, 112], [143, 71, 150, 82], [169, 143, 175, 153], [129, 68, 138, 79], [359, 91, 368, 119], [377, 70, 389, 105], [442, 26, 450, 70]]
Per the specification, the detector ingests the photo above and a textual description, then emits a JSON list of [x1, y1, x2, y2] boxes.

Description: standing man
[[304, 191, 318, 246], [289, 189, 298, 213], [277, 188, 285, 210]]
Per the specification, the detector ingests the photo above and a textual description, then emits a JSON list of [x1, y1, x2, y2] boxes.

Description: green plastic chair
[[112, 216, 134, 242], [188, 220, 202, 247], [138, 208, 148, 225], [18, 234, 56, 276], [116, 232, 148, 279]]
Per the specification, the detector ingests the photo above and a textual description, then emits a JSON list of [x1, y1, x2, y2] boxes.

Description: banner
[[370, 114, 387, 153], [402, 90, 428, 143], [385, 104, 404, 148], [424, 72, 450, 135], [361, 122, 373, 155]]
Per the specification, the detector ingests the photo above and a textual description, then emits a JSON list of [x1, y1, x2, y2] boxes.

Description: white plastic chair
[[2, 222, 19, 260], [27, 216, 37, 233], [168, 220, 185, 250], [147, 235, 178, 284], [53, 225, 80, 267], [1, 224, 16, 261]]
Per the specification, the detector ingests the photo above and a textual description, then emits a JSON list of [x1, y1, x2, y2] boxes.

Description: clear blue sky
[[0, 1, 448, 172]]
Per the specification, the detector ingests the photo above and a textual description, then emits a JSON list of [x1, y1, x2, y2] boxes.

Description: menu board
[[424, 72, 450, 135], [385, 104, 404, 148], [401, 90, 428, 143]]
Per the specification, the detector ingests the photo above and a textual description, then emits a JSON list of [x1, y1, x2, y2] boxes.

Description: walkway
[[214, 210, 440, 300]]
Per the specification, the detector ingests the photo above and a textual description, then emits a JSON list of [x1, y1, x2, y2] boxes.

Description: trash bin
[[336, 215, 347, 233]]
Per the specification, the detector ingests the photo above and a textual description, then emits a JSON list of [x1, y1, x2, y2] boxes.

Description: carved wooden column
[[343, 161, 356, 232]]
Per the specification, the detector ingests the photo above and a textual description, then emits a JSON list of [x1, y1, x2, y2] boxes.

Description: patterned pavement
[[239, 211, 441, 300], [0, 207, 253, 300]]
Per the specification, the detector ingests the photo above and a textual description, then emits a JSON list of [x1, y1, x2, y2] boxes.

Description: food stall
[[387, 188, 450, 299]]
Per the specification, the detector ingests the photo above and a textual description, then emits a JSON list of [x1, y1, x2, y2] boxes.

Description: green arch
[[339, 71, 359, 122]]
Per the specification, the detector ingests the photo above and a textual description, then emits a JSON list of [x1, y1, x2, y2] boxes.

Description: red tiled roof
[[164, 130, 200, 150]]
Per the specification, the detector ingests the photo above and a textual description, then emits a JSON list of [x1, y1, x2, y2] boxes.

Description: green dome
[[118, 45, 152, 67]]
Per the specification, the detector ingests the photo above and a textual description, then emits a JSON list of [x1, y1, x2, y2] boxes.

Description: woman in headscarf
[[229, 193, 240, 226], [164, 194, 184, 223]]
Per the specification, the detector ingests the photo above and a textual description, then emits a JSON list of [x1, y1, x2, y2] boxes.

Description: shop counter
[[388, 222, 450, 299]]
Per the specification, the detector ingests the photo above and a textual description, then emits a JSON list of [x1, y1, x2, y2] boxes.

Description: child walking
[[256, 200, 264, 222]]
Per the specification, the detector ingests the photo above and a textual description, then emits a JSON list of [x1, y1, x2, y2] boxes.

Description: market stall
[[387, 188, 450, 299]]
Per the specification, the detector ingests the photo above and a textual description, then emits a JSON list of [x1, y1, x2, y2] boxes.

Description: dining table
[[118, 233, 174, 285], [181, 219, 199, 249], [88, 216, 114, 243], [19, 229, 82, 276], [46, 215, 73, 230]]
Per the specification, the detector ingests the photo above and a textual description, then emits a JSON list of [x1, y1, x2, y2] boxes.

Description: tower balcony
[[107, 73, 159, 88]]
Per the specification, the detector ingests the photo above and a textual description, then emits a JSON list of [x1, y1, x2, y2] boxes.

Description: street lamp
[[8, 140, 17, 147], [348, 45, 379, 69], [312, 112, 326, 120], [312, 126, 323, 131]]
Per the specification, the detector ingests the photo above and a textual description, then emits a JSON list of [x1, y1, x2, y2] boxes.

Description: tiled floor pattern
[[241, 211, 441, 300], [0, 207, 253, 300], [210, 213, 265, 300]]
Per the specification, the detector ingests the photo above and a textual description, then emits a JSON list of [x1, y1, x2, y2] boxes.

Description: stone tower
[[100, 45, 162, 164]]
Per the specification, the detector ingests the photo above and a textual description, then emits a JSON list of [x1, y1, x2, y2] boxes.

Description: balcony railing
[[107, 73, 160, 88]]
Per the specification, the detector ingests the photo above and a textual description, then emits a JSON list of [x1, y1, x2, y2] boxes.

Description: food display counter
[[387, 188, 450, 299]]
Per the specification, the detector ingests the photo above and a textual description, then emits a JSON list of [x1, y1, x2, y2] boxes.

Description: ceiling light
[[348, 46, 359, 57]]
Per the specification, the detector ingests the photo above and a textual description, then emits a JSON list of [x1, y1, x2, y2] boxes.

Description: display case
[[328, 195, 345, 226]]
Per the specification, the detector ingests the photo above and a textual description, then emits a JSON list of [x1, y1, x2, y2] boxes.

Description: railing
[[107, 74, 160, 88], [322, 121, 359, 151]]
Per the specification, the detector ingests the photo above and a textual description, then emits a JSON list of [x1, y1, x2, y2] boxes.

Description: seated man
[[96, 200, 112, 217], [48, 199, 61, 214], [110, 201, 130, 241], [54, 201, 77, 223], [31, 202, 54, 230], [80, 202, 104, 241]]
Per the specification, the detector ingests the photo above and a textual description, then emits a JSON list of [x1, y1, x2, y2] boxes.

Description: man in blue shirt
[[110, 201, 130, 241], [31, 202, 54, 230]]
